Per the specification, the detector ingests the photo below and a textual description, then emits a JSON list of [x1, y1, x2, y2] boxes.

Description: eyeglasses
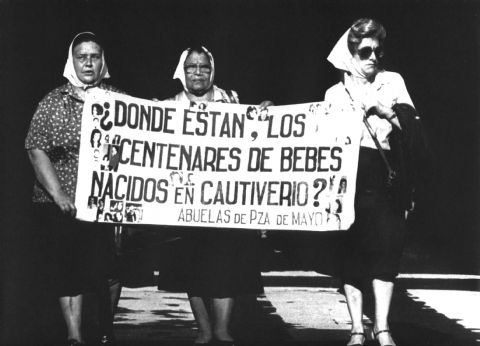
[[184, 64, 212, 74], [357, 46, 384, 60]]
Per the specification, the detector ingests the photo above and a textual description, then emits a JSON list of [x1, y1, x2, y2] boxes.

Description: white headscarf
[[63, 32, 110, 89], [327, 28, 367, 79], [173, 46, 215, 92]]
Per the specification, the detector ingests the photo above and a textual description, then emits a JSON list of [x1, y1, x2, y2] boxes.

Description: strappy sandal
[[347, 331, 366, 346], [373, 329, 396, 346]]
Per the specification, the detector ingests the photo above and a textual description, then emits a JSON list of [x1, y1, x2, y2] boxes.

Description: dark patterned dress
[[25, 82, 121, 296]]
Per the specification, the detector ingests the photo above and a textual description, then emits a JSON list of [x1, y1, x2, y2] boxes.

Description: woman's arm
[[369, 101, 402, 130], [27, 149, 77, 216], [375, 72, 415, 130]]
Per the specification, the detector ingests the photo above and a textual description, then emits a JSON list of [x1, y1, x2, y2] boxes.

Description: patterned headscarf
[[173, 46, 215, 92], [63, 32, 110, 89]]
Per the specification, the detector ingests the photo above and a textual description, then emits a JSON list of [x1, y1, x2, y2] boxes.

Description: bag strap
[[343, 85, 396, 185], [362, 117, 397, 185]]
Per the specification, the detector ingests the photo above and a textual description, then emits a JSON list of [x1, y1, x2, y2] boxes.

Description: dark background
[[1, 0, 479, 344]]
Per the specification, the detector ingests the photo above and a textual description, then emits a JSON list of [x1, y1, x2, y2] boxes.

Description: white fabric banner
[[75, 89, 363, 231]]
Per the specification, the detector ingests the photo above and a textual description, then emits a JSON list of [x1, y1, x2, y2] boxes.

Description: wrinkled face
[[353, 37, 383, 78], [184, 51, 212, 95], [73, 41, 103, 84]]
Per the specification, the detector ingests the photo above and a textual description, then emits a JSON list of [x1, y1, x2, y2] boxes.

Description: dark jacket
[[389, 103, 433, 210]]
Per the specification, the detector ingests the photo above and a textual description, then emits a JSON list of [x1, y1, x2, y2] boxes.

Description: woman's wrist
[[386, 111, 397, 121]]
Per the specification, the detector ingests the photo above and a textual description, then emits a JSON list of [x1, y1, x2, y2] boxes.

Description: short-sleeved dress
[[324, 71, 414, 283], [163, 86, 264, 297], [25, 82, 121, 296]]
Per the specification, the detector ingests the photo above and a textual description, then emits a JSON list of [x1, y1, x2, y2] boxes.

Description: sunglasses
[[357, 46, 384, 60]]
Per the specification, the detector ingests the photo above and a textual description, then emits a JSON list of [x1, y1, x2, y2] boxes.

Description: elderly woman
[[324, 19, 416, 346], [164, 46, 271, 346], [25, 32, 122, 346]]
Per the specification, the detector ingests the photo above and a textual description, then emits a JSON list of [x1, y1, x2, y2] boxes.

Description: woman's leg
[[59, 295, 83, 342], [189, 296, 213, 343], [96, 278, 114, 339], [212, 297, 235, 342], [344, 283, 365, 345], [109, 279, 122, 315], [372, 278, 396, 346]]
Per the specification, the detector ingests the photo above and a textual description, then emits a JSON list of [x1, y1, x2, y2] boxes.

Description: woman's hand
[[28, 149, 77, 217], [365, 100, 402, 130], [259, 100, 274, 108], [365, 100, 393, 118], [52, 190, 77, 216]]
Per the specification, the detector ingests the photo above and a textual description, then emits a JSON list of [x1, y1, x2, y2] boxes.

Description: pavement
[[6, 232, 478, 346], [108, 271, 480, 346]]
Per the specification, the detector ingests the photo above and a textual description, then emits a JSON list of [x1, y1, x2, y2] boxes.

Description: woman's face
[[184, 51, 212, 95], [353, 37, 382, 78], [73, 41, 103, 85]]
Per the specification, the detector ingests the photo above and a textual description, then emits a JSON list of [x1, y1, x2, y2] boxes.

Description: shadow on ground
[[108, 285, 479, 346], [2, 230, 478, 346]]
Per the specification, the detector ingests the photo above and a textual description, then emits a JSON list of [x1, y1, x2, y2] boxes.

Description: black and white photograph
[[1, 1, 479, 346]]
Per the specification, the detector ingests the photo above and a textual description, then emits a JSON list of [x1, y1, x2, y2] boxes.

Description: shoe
[[99, 334, 116, 345], [373, 329, 396, 346], [347, 331, 365, 346], [67, 339, 85, 346]]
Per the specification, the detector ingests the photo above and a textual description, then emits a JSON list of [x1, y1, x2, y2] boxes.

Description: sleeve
[[231, 90, 239, 104], [25, 96, 54, 151], [392, 73, 414, 108], [224, 89, 239, 104]]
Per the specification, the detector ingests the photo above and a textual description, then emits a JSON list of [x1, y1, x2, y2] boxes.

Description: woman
[[165, 46, 271, 346], [324, 19, 415, 346], [91, 128, 102, 148], [25, 32, 122, 346]]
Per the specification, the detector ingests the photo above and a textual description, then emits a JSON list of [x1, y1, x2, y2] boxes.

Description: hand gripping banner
[[76, 89, 363, 231]]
